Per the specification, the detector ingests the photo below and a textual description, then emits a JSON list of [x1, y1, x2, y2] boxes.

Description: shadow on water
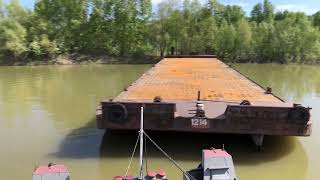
[[99, 131, 297, 165], [51, 119, 105, 159], [52, 118, 305, 166]]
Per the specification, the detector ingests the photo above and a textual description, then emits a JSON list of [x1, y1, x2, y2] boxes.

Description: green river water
[[0, 64, 319, 180]]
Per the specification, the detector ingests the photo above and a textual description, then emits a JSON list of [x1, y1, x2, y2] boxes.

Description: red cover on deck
[[203, 149, 231, 158], [33, 164, 68, 175]]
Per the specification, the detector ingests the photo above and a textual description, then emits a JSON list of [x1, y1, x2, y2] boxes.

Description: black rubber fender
[[288, 106, 310, 123], [107, 103, 128, 124]]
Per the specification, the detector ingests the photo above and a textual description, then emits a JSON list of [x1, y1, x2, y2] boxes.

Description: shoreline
[[0, 54, 319, 66], [0, 54, 162, 66]]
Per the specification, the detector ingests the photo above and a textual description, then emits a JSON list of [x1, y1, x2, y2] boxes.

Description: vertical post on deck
[[139, 106, 144, 179], [171, 47, 175, 55]]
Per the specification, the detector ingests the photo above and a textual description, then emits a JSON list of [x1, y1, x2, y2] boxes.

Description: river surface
[[0, 64, 319, 180]]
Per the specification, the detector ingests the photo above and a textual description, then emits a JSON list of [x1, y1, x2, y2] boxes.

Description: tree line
[[1, 0, 320, 64]]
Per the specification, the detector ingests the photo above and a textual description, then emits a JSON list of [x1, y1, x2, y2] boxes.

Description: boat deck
[[116, 58, 283, 105]]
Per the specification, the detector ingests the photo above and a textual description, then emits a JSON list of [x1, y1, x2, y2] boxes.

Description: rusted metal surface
[[115, 57, 284, 103], [97, 56, 312, 137]]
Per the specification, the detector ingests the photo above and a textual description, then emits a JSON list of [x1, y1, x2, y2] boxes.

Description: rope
[[125, 133, 140, 176], [143, 131, 197, 180]]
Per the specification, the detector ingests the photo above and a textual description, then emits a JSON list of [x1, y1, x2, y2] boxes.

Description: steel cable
[[125, 133, 140, 176], [143, 131, 197, 180]]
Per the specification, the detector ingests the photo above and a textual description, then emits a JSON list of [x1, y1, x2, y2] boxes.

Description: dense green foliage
[[0, 0, 320, 63]]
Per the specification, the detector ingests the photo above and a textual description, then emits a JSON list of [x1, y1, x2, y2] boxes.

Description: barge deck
[[96, 56, 312, 147]]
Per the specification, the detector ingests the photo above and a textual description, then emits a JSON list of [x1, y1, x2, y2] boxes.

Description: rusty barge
[[96, 55, 312, 147]]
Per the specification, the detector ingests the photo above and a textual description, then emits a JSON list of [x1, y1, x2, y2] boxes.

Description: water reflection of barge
[[96, 55, 312, 148]]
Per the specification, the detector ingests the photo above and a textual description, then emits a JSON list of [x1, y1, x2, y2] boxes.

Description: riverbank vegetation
[[0, 0, 320, 64]]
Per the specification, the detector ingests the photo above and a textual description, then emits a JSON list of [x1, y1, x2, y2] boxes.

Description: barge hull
[[96, 56, 312, 137]]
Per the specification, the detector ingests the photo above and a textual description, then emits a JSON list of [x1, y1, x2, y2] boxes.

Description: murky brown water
[[0, 64, 319, 179]]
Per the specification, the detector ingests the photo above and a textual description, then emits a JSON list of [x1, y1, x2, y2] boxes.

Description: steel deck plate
[[115, 58, 283, 104]]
